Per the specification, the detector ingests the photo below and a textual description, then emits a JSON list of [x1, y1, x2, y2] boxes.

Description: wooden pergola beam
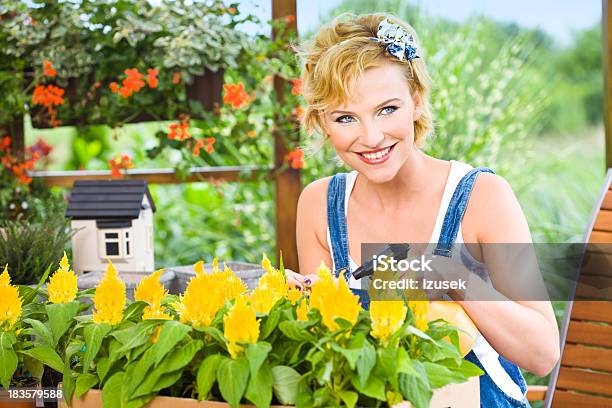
[[29, 165, 267, 188], [272, 0, 301, 272], [605, 0, 612, 169]]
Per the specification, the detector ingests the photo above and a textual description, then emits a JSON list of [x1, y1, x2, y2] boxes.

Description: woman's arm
[[459, 173, 561, 376], [296, 177, 334, 277]]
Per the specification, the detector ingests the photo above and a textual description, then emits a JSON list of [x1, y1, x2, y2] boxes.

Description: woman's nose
[[360, 121, 384, 148]]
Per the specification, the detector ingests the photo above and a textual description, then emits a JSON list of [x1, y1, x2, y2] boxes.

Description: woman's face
[[320, 61, 422, 184]]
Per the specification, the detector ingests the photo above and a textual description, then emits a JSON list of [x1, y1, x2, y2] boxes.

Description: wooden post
[[605, 0, 612, 169], [272, 0, 301, 271], [6, 116, 25, 160]]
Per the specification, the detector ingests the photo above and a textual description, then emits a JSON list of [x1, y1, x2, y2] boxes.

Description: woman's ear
[[412, 93, 423, 122]]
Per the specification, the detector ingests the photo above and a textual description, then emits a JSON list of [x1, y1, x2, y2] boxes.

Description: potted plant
[[55, 255, 481, 408]]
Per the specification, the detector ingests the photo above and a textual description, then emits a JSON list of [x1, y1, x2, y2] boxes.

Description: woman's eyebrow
[[329, 98, 402, 116]]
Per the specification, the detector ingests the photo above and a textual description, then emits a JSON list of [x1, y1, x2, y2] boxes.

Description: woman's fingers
[[302, 273, 320, 288], [284, 269, 305, 290]]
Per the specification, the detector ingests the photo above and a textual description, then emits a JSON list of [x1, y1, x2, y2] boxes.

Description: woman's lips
[[355, 143, 397, 165]]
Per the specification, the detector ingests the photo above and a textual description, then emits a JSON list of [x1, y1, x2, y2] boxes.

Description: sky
[[240, 0, 601, 46]]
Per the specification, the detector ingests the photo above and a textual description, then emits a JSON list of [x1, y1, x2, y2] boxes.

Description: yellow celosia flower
[[0, 265, 22, 331], [408, 300, 429, 332], [194, 260, 205, 276], [48, 269, 78, 304], [218, 264, 247, 300], [249, 256, 288, 314], [213, 257, 220, 273], [261, 254, 274, 274], [134, 269, 168, 305], [296, 300, 309, 321], [0, 264, 10, 286], [92, 260, 126, 325], [59, 251, 70, 271], [176, 273, 225, 328], [286, 287, 301, 305], [310, 263, 361, 331], [142, 303, 172, 320], [370, 300, 407, 345], [223, 296, 259, 358]]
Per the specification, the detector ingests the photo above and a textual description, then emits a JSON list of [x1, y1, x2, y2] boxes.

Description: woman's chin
[[357, 162, 402, 184]]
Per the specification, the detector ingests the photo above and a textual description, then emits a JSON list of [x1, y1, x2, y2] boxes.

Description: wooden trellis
[[9, 0, 301, 270]]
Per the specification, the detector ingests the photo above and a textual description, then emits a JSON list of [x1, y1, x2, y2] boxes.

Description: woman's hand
[[284, 269, 321, 290]]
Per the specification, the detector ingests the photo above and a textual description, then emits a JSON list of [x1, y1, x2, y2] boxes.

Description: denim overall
[[326, 167, 531, 407]]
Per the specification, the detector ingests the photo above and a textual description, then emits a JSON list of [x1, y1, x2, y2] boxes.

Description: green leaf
[[75, 373, 99, 398], [96, 357, 111, 382], [195, 326, 225, 344], [260, 306, 281, 340], [272, 365, 301, 405], [245, 363, 274, 408], [338, 390, 358, 408], [23, 318, 54, 347], [356, 339, 376, 388], [376, 346, 398, 385], [63, 365, 76, 406], [102, 372, 124, 408], [131, 340, 203, 399], [123, 301, 148, 322], [150, 320, 191, 366], [45, 301, 80, 346], [112, 321, 158, 354], [19, 347, 64, 373], [278, 320, 316, 342], [218, 356, 250, 408], [398, 361, 432, 408], [0, 341, 17, 389], [197, 354, 223, 400], [423, 362, 467, 389], [83, 323, 112, 373], [245, 342, 271, 377], [350, 374, 386, 401]]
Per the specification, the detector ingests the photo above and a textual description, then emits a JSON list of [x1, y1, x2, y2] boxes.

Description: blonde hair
[[299, 13, 433, 146]]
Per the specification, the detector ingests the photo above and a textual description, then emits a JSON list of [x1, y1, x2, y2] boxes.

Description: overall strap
[[326, 173, 351, 281], [434, 167, 495, 257]]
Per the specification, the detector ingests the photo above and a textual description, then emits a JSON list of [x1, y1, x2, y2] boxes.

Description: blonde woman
[[286, 13, 560, 407]]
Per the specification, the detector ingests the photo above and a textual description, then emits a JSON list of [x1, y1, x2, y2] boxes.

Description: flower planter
[[29, 69, 224, 129], [0, 377, 41, 408], [58, 377, 479, 408]]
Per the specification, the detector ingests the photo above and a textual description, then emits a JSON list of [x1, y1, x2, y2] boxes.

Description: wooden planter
[[59, 377, 479, 408], [29, 69, 224, 129]]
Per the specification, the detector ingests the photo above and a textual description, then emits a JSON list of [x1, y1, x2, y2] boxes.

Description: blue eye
[[380, 106, 398, 115], [335, 115, 355, 123]]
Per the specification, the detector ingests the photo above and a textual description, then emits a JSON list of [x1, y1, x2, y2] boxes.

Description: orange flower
[[227, 7, 237, 14], [147, 68, 159, 89], [108, 153, 133, 179], [1, 136, 11, 151], [205, 137, 216, 154], [32, 85, 65, 107], [109, 82, 119, 93], [172, 72, 182, 84], [123, 68, 145, 92], [290, 79, 301, 96], [118, 87, 132, 98], [43, 60, 56, 77], [223, 83, 249, 109], [286, 15, 296, 23], [168, 117, 191, 141], [246, 130, 256, 138], [285, 147, 304, 169], [193, 139, 204, 157]]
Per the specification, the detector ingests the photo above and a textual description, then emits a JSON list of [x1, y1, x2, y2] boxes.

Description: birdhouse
[[65, 179, 156, 274]]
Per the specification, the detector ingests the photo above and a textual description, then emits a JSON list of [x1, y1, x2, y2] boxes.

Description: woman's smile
[[355, 142, 398, 165]]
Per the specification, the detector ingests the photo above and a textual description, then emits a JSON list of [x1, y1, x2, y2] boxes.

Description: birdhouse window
[[99, 228, 133, 259]]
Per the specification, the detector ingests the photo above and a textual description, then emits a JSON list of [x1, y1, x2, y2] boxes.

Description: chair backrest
[[546, 169, 612, 408]]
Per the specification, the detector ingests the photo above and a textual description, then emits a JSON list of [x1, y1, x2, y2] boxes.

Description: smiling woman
[[287, 12, 561, 408]]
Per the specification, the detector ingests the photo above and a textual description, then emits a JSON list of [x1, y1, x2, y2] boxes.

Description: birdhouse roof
[[65, 179, 156, 220]]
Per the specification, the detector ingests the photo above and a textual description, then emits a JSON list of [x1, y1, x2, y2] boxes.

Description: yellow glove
[[428, 301, 477, 357]]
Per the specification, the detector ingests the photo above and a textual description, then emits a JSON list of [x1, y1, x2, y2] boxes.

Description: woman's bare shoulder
[[298, 177, 333, 231]]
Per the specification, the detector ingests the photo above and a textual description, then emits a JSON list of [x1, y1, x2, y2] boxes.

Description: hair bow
[[369, 18, 420, 62]]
